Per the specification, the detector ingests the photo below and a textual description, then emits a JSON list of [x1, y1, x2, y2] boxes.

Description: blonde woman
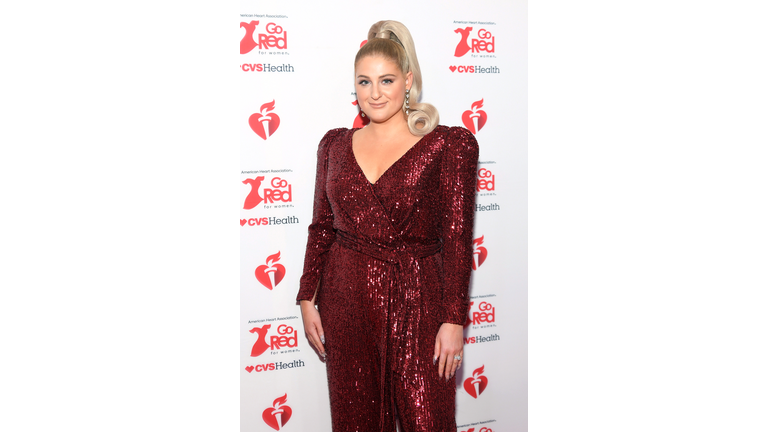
[[298, 20, 479, 432]]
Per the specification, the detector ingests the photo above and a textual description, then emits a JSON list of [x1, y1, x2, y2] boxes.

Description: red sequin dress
[[297, 125, 478, 432]]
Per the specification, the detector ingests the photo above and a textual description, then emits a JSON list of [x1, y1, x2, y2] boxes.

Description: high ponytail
[[355, 20, 439, 136]]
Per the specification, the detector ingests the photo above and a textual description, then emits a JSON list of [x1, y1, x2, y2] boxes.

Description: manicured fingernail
[[433, 356, 437, 365], [321, 335, 325, 344]]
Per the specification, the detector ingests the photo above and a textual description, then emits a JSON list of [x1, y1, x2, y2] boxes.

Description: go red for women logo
[[240, 21, 288, 54], [454, 27, 496, 57], [472, 236, 488, 271], [255, 251, 286, 290], [464, 301, 496, 327], [476, 168, 495, 192], [461, 428, 495, 432], [249, 324, 298, 357], [462, 99, 488, 134], [262, 394, 292, 431], [463, 365, 489, 399], [249, 100, 281, 140], [242, 176, 293, 209]]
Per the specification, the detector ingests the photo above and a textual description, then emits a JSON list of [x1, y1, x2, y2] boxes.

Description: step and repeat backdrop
[[240, 1, 527, 431]]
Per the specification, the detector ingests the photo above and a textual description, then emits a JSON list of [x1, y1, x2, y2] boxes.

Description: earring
[[405, 89, 410, 115], [361, 111, 365, 117]]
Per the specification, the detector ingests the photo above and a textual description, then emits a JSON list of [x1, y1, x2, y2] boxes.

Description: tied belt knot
[[335, 230, 442, 265]]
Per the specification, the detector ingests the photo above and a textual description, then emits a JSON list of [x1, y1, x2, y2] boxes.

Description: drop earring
[[405, 88, 410, 115], [361, 111, 365, 117]]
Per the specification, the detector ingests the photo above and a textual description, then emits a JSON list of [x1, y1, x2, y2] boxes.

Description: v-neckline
[[350, 128, 427, 186]]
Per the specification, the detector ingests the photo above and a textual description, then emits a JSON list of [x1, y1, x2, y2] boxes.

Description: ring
[[454, 354, 462, 361]]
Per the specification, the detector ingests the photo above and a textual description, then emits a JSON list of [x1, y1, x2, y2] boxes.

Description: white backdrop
[[240, 1, 527, 431]]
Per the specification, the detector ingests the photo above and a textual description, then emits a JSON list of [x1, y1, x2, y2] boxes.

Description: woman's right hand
[[300, 299, 326, 359]]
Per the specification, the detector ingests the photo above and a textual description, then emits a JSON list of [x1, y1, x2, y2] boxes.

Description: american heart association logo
[[249, 100, 281, 140], [471, 236, 488, 271], [262, 393, 292, 430], [463, 365, 489, 399], [255, 252, 286, 290], [461, 99, 488, 134]]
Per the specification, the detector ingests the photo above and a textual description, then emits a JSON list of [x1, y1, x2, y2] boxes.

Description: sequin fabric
[[297, 125, 479, 432]]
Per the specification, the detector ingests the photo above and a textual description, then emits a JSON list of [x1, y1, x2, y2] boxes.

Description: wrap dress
[[297, 125, 479, 432]]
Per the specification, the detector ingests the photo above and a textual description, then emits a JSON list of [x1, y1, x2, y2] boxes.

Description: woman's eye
[[382, 79, 393, 84], [358, 80, 369, 85]]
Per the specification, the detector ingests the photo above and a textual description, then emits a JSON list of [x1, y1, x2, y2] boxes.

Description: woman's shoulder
[[431, 125, 478, 151], [320, 127, 354, 143], [316, 127, 355, 153]]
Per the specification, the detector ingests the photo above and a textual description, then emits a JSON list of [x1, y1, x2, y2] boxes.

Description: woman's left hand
[[434, 323, 464, 380]]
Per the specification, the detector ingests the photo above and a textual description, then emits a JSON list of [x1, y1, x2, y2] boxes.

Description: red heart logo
[[249, 113, 281, 140], [262, 406, 292, 430], [462, 109, 488, 134], [472, 247, 488, 270], [449, 65, 457, 72], [463, 366, 489, 398], [255, 264, 285, 290], [240, 219, 247, 226], [245, 366, 254, 373]]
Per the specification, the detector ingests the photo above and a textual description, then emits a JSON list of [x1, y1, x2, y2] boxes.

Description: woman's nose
[[371, 84, 381, 99]]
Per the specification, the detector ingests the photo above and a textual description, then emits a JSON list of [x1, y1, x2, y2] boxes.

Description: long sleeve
[[437, 127, 479, 324], [296, 129, 343, 302]]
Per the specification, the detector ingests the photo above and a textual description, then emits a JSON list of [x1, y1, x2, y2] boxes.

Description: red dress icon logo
[[242, 176, 266, 209], [249, 100, 281, 140], [463, 365, 489, 398], [249, 324, 272, 357], [454, 27, 473, 57], [462, 99, 488, 134], [255, 251, 286, 290], [471, 236, 488, 270], [352, 100, 370, 128], [240, 21, 259, 54], [262, 394, 292, 431]]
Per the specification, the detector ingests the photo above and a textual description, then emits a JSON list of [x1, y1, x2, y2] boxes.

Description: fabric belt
[[335, 230, 442, 265]]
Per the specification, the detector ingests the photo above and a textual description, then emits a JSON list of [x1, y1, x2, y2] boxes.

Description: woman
[[297, 20, 479, 432]]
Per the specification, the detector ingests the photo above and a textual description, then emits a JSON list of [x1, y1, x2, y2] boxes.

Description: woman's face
[[355, 55, 412, 125]]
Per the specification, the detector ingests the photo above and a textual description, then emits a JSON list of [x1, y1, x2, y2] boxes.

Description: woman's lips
[[368, 102, 387, 109]]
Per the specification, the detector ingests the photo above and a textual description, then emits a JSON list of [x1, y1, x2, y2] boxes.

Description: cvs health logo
[[462, 99, 488, 134], [262, 393, 292, 431], [249, 324, 298, 357], [464, 301, 496, 327], [242, 176, 293, 209], [255, 251, 286, 290], [472, 236, 488, 271], [241, 21, 288, 54], [249, 100, 281, 140], [454, 27, 495, 57], [463, 365, 489, 399]]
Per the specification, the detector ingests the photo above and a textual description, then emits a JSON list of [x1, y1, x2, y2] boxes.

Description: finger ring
[[454, 354, 462, 361]]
